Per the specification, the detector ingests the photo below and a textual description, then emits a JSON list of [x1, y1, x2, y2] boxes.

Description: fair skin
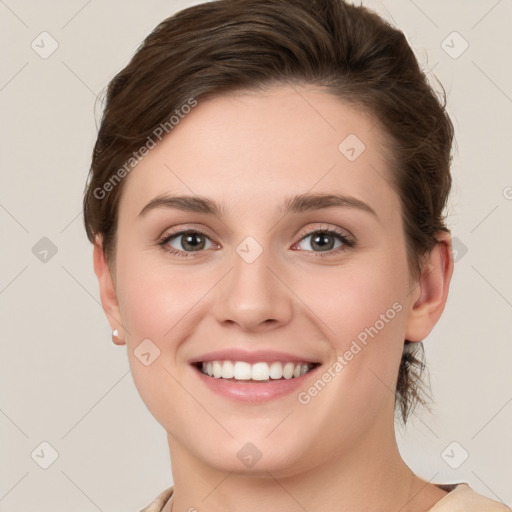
[[94, 84, 453, 512]]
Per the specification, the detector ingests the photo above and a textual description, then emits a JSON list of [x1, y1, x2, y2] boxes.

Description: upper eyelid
[[161, 225, 353, 249], [292, 228, 354, 250], [159, 225, 215, 244], [160, 224, 350, 239], [296, 225, 351, 239]]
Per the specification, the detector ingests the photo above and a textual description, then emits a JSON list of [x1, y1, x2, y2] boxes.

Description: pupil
[[183, 233, 204, 251], [313, 233, 333, 251]]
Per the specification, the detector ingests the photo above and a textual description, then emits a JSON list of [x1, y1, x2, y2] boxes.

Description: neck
[[164, 413, 444, 512]]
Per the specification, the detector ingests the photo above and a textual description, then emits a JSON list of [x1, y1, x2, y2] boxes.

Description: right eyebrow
[[138, 194, 224, 218]]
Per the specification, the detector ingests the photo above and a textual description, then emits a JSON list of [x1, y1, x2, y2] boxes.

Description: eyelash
[[158, 226, 355, 259]]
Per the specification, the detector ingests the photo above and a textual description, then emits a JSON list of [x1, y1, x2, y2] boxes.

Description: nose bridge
[[212, 236, 293, 331]]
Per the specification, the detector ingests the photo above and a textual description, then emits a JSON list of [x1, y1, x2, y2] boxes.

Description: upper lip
[[188, 349, 322, 365]]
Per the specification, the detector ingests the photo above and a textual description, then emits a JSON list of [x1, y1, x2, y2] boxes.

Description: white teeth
[[282, 362, 295, 379], [221, 360, 234, 379], [212, 361, 223, 378], [233, 361, 252, 380], [251, 362, 269, 381], [269, 361, 283, 379], [199, 360, 315, 381]]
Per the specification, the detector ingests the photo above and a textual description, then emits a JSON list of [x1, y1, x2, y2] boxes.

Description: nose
[[211, 244, 294, 332]]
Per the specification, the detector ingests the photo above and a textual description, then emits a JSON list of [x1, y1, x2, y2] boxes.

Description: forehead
[[119, 84, 399, 221]]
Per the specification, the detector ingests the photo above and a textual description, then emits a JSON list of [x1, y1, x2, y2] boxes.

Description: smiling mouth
[[193, 361, 321, 382]]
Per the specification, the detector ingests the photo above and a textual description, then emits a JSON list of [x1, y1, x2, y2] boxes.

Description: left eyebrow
[[137, 192, 377, 219], [281, 192, 377, 218]]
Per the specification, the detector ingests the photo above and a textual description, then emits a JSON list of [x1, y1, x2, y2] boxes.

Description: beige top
[[139, 483, 511, 511]]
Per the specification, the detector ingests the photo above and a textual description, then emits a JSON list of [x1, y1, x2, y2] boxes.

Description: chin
[[193, 435, 309, 476]]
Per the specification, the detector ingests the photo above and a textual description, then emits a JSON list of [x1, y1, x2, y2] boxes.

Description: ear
[[93, 235, 125, 346], [405, 231, 454, 342]]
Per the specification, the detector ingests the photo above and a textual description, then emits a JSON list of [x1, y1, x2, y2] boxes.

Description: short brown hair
[[83, 0, 454, 424]]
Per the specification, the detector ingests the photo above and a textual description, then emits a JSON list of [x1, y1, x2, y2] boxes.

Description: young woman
[[83, 1, 510, 510]]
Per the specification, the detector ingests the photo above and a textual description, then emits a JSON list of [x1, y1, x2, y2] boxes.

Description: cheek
[[293, 251, 409, 403], [114, 241, 241, 391], [115, 258, 207, 427], [300, 259, 407, 346], [115, 244, 205, 344]]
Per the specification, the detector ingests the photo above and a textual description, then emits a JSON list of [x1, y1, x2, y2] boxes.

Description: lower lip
[[192, 364, 321, 403]]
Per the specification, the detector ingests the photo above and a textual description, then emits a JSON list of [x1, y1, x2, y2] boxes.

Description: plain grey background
[[1, 0, 511, 510]]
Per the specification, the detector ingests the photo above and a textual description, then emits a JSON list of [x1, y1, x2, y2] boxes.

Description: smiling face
[[96, 84, 438, 476]]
